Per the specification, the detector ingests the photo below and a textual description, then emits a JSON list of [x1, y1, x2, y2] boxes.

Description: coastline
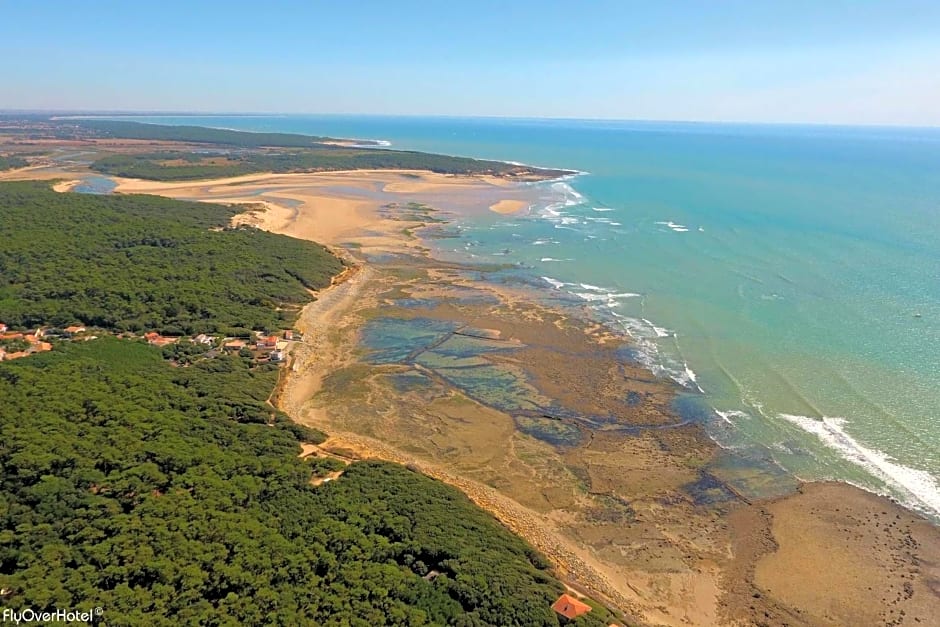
[[47, 168, 940, 625]]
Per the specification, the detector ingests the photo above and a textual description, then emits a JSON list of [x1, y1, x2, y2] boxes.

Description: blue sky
[[1, 0, 939, 125]]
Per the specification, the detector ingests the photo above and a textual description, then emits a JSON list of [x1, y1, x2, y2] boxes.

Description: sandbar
[[489, 199, 529, 214]]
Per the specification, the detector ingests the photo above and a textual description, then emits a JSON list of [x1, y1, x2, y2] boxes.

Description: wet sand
[[489, 199, 529, 214], [45, 169, 940, 625]]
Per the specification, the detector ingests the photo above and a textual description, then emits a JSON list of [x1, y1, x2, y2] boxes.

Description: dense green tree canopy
[[0, 182, 342, 334], [0, 156, 28, 171], [0, 180, 619, 625], [0, 340, 590, 626], [74, 119, 346, 147], [91, 148, 568, 182]]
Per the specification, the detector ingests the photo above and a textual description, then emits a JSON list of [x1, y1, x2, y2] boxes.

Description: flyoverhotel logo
[[2, 607, 102, 624]]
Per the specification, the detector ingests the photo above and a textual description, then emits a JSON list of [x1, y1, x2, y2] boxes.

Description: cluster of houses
[[0, 323, 86, 361], [221, 330, 294, 362], [145, 329, 297, 363], [0, 322, 298, 366]]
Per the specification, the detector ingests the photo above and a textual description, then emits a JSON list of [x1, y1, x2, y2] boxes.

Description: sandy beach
[[47, 169, 940, 625], [110, 170, 531, 246]]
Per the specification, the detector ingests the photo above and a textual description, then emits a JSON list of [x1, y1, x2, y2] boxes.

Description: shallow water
[[73, 175, 117, 194]]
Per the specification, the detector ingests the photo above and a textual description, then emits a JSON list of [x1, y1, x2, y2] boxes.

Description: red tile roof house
[[64, 325, 86, 335], [0, 323, 6, 334], [551, 594, 592, 622], [144, 332, 178, 347], [256, 335, 278, 351], [223, 339, 248, 351]]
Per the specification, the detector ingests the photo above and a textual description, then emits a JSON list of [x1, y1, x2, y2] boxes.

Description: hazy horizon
[[7, 110, 940, 132]]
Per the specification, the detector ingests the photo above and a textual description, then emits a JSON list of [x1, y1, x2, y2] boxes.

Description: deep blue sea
[[110, 115, 940, 519]]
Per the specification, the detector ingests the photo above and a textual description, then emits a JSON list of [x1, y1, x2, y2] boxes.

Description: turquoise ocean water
[[110, 115, 940, 519]]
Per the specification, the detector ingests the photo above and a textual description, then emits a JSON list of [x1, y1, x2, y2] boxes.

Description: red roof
[[551, 594, 592, 620], [144, 332, 160, 341]]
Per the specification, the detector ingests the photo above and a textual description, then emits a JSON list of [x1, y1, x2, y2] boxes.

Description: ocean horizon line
[[19, 110, 940, 132]]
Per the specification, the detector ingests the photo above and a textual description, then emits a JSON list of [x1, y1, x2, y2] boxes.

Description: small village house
[[64, 325, 86, 336], [284, 330, 293, 341], [0, 323, 6, 334], [193, 333, 214, 345], [223, 339, 247, 351], [144, 332, 177, 347], [256, 335, 278, 351], [270, 349, 286, 362], [551, 594, 591, 623]]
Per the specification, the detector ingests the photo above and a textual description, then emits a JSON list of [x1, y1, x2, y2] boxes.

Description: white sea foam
[[780, 413, 940, 518], [605, 315, 701, 391], [541, 276, 567, 289], [592, 207, 614, 212], [680, 364, 705, 393], [550, 181, 586, 204], [573, 291, 641, 303], [656, 220, 690, 232], [540, 257, 572, 262], [641, 318, 672, 338], [579, 283, 607, 291], [347, 139, 391, 147], [716, 410, 751, 425]]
